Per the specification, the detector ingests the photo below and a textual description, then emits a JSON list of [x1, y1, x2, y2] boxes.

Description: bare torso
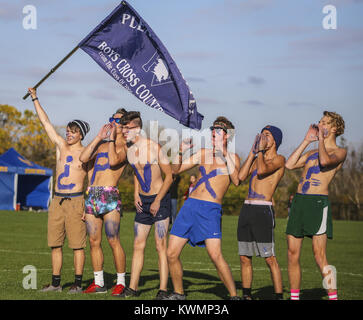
[[55, 145, 87, 193], [188, 149, 232, 204], [87, 141, 127, 187], [127, 138, 164, 195], [297, 148, 343, 195], [247, 157, 285, 202]]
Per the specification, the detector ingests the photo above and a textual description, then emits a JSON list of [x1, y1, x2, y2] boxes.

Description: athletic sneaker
[[119, 287, 138, 298], [242, 295, 253, 300], [162, 292, 186, 300], [111, 284, 125, 296], [40, 284, 62, 292], [83, 281, 107, 294], [154, 290, 169, 300], [229, 296, 242, 300], [68, 284, 82, 294]]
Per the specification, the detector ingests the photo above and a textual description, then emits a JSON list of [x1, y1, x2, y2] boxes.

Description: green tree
[[0, 104, 58, 171]]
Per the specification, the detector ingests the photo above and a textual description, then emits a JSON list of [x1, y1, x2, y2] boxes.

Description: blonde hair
[[323, 111, 345, 136]]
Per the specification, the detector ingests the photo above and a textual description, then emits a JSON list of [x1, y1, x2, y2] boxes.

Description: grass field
[[0, 210, 362, 300]]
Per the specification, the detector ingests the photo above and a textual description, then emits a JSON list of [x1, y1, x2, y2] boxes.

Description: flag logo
[[142, 52, 173, 87]]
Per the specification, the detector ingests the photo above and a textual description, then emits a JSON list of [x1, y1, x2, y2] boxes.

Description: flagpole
[[22, 45, 80, 100]]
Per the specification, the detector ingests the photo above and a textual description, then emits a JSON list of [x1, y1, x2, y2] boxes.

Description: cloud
[[238, 76, 266, 87], [247, 76, 266, 86], [288, 28, 363, 54], [241, 100, 265, 106]]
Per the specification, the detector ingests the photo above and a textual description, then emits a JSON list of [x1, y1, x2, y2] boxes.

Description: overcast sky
[[1, 0, 362, 158]]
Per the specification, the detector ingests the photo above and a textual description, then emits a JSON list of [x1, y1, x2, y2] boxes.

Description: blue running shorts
[[170, 198, 222, 247]]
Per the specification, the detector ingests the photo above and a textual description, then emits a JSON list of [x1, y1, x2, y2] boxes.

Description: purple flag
[[79, 1, 204, 129]]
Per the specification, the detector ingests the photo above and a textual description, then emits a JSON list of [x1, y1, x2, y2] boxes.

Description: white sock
[[94, 270, 104, 287], [117, 272, 126, 286]]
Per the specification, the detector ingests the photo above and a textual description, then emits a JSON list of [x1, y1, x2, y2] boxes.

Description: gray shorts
[[237, 200, 275, 258]]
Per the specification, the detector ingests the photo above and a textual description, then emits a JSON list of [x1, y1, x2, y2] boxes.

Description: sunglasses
[[210, 126, 227, 134], [109, 117, 122, 124], [122, 125, 140, 131]]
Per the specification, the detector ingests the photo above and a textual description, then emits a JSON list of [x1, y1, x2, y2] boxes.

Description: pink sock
[[290, 289, 300, 300], [328, 291, 338, 300]]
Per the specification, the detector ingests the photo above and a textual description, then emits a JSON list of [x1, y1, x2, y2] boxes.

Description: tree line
[[1, 105, 362, 220]]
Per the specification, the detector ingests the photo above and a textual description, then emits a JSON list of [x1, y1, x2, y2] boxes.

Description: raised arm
[[108, 124, 127, 167], [256, 134, 286, 177], [79, 124, 109, 163], [171, 138, 201, 174], [224, 152, 241, 186], [28, 88, 64, 147], [239, 134, 259, 181], [285, 125, 317, 170], [257, 153, 285, 178], [317, 124, 347, 167]]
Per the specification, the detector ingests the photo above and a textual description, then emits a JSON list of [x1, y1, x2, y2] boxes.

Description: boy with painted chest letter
[[285, 111, 346, 301], [165, 116, 241, 300], [237, 125, 285, 300], [111, 111, 173, 299], [28, 88, 90, 294], [79, 109, 128, 296]]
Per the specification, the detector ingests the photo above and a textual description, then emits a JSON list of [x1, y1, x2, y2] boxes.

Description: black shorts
[[237, 200, 275, 258], [135, 192, 171, 225]]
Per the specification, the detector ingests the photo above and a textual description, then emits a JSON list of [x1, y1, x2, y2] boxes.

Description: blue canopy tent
[[0, 148, 53, 210]]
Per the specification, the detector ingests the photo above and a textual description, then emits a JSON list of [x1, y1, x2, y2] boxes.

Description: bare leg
[[265, 256, 283, 294], [205, 238, 237, 297], [85, 214, 104, 272], [287, 235, 304, 290], [73, 248, 85, 276], [240, 255, 253, 290], [167, 235, 188, 295], [129, 222, 151, 291], [312, 234, 336, 294], [155, 218, 170, 291], [104, 210, 126, 273], [51, 246, 62, 276]]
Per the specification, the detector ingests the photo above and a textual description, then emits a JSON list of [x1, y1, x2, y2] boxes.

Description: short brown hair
[[121, 111, 143, 129], [113, 108, 127, 117], [213, 116, 235, 142], [213, 116, 235, 130], [323, 111, 345, 136]]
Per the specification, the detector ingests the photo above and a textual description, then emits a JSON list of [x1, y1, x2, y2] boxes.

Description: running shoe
[[83, 281, 107, 294], [40, 284, 62, 292], [68, 284, 83, 294], [119, 287, 139, 298], [154, 290, 169, 300], [162, 292, 186, 300], [111, 284, 125, 296]]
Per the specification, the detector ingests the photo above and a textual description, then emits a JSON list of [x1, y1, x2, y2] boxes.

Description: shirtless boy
[[238, 125, 285, 300], [165, 116, 241, 300], [285, 111, 346, 300], [111, 111, 173, 300], [28, 88, 90, 294], [79, 109, 128, 296]]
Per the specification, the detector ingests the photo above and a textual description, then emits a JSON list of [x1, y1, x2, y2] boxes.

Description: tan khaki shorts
[[48, 194, 86, 249]]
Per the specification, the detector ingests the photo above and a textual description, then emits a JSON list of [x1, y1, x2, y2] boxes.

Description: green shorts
[[286, 193, 333, 239]]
